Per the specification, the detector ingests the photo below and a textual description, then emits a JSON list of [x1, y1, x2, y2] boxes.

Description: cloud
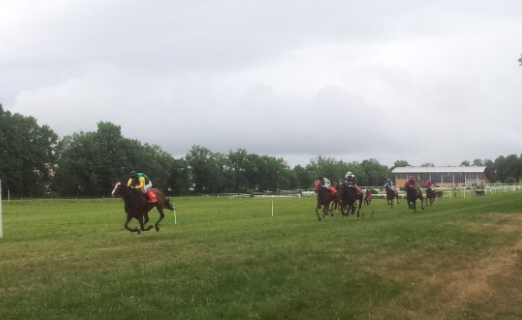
[[3, 0, 522, 168]]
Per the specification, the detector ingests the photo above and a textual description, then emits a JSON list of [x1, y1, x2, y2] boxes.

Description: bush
[[504, 177, 518, 184], [436, 190, 444, 197]]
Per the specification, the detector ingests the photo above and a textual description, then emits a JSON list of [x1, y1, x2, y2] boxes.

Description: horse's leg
[[143, 213, 150, 225], [315, 205, 322, 221], [124, 215, 140, 234], [154, 206, 165, 231], [138, 213, 154, 232]]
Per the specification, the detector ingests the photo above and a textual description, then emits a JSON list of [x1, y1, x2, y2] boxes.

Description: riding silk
[[127, 173, 157, 202]]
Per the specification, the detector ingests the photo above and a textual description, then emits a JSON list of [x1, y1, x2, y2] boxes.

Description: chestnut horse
[[314, 180, 334, 221], [111, 181, 174, 234], [405, 185, 424, 212], [385, 186, 400, 207], [339, 182, 363, 217], [425, 188, 437, 206]]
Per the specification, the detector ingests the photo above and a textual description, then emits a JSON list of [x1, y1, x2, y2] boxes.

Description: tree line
[[1, 105, 521, 198]]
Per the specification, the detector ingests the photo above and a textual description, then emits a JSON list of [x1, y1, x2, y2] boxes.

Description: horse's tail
[[165, 198, 174, 211]]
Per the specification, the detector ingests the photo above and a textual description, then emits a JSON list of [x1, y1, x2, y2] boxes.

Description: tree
[[421, 163, 435, 167], [472, 159, 484, 166], [360, 158, 389, 186], [493, 154, 521, 183], [293, 165, 314, 189], [460, 160, 470, 166], [0, 105, 58, 197], [167, 157, 191, 196], [186, 145, 224, 194], [54, 122, 177, 197], [391, 160, 410, 171]]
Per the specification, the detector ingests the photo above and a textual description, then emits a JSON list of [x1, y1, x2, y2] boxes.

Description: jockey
[[127, 171, 157, 203], [424, 179, 433, 190], [317, 176, 331, 189], [404, 176, 418, 190], [344, 172, 356, 185], [344, 172, 359, 192], [383, 178, 394, 190]]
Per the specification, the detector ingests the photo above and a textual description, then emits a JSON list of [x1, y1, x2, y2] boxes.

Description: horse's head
[[111, 181, 125, 198], [313, 180, 321, 192]]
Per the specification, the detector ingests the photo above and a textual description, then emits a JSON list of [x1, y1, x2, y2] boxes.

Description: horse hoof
[[155, 225, 160, 232], [136, 229, 141, 235]]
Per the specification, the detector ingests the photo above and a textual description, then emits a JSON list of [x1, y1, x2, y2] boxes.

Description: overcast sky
[[2, 0, 521, 168]]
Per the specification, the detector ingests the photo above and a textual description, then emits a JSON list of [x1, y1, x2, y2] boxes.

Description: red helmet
[[408, 176, 414, 180]]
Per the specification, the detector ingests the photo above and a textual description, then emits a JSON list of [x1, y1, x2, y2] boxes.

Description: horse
[[339, 182, 363, 217], [329, 180, 341, 212], [111, 181, 174, 234], [405, 185, 424, 212], [425, 187, 436, 206], [314, 180, 334, 221], [385, 186, 400, 207]]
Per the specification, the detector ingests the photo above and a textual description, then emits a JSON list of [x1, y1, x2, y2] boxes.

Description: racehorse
[[405, 185, 424, 212], [329, 180, 341, 212], [339, 182, 363, 217], [111, 181, 174, 234], [385, 186, 400, 207], [425, 187, 436, 206], [314, 180, 334, 221]]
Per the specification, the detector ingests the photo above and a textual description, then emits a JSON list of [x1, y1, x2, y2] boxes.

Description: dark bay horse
[[405, 185, 424, 212], [339, 183, 363, 217], [385, 186, 400, 207], [329, 181, 341, 213], [314, 180, 334, 221], [425, 188, 436, 206], [112, 181, 174, 234]]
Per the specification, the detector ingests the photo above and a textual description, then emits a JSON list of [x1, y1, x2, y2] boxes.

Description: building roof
[[391, 166, 493, 180], [392, 166, 488, 173]]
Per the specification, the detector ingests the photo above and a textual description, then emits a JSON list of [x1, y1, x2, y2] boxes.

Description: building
[[391, 166, 493, 188]]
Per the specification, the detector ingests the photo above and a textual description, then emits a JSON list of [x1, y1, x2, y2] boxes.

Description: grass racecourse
[[1, 192, 522, 320]]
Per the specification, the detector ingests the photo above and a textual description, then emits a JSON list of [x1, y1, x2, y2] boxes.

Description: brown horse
[[329, 180, 341, 212], [425, 187, 436, 206], [314, 180, 334, 221], [385, 186, 400, 207], [339, 182, 363, 217], [111, 181, 174, 234], [405, 185, 424, 212]]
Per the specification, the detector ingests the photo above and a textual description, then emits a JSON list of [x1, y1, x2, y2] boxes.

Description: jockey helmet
[[345, 171, 353, 178], [408, 176, 414, 180], [129, 171, 138, 177]]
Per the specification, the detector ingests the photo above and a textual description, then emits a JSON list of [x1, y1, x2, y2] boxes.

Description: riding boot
[[146, 189, 158, 203]]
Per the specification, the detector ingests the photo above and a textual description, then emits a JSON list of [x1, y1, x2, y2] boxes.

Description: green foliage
[[2, 103, 522, 196], [0, 105, 58, 197]]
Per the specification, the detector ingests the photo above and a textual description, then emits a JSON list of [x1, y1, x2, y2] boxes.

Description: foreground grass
[[0, 193, 521, 319]]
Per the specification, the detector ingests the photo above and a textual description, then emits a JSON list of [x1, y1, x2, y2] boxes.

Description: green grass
[[1, 193, 522, 319]]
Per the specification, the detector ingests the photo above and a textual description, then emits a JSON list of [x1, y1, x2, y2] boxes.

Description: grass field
[[0, 192, 521, 319]]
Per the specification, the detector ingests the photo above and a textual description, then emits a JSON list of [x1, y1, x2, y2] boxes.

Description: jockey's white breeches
[[140, 181, 152, 193]]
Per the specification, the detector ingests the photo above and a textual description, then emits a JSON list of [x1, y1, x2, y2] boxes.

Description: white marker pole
[[173, 203, 177, 225], [272, 201, 274, 217]]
